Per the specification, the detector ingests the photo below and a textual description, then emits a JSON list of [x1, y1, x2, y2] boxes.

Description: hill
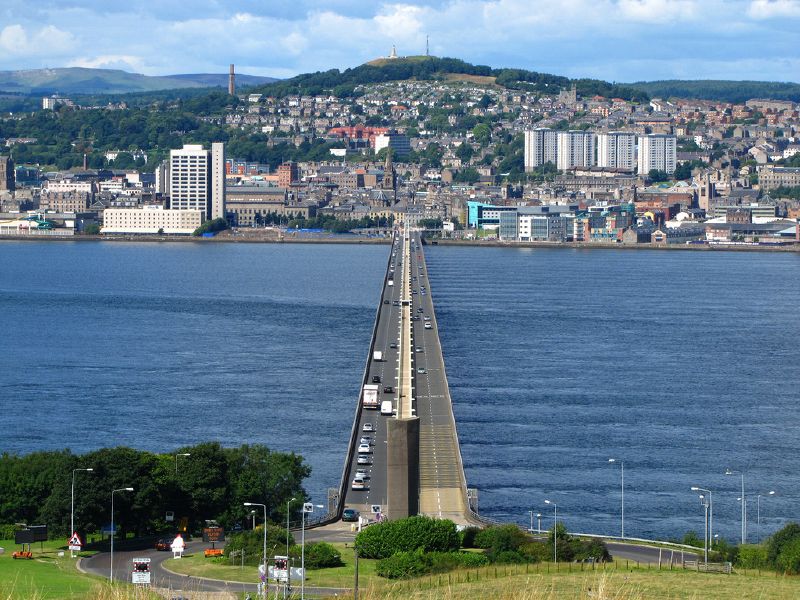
[[252, 56, 650, 102], [0, 67, 276, 95], [627, 79, 800, 104]]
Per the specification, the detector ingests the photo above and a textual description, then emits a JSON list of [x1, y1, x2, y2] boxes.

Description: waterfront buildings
[[637, 134, 677, 175], [102, 206, 203, 234], [524, 128, 558, 170], [557, 131, 596, 171], [169, 143, 225, 220], [0, 155, 15, 192]]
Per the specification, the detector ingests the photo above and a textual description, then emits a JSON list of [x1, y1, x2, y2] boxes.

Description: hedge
[[355, 515, 460, 559]]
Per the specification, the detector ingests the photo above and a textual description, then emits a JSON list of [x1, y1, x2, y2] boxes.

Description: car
[[415, 346, 423, 352], [354, 469, 369, 479], [358, 443, 372, 453], [351, 476, 367, 490], [155, 538, 171, 551], [418, 308, 424, 313], [390, 342, 398, 349], [383, 386, 394, 393], [425, 322, 432, 329], [360, 436, 372, 445], [362, 422, 374, 432], [372, 375, 381, 383], [383, 300, 389, 304], [342, 508, 360, 522], [412, 290, 418, 295], [357, 454, 373, 465], [413, 315, 420, 321], [417, 368, 427, 374], [392, 300, 400, 306], [424, 316, 431, 321]]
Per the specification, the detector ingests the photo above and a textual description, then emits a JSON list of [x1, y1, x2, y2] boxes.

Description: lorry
[[372, 350, 383, 361], [362, 384, 380, 409]]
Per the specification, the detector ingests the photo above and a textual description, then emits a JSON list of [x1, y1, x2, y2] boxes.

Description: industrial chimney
[[228, 64, 235, 96]]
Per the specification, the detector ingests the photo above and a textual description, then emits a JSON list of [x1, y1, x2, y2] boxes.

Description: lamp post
[[110, 487, 134, 582], [544, 500, 557, 563], [691, 486, 713, 546], [608, 459, 624, 538], [286, 496, 296, 595], [737, 497, 748, 543], [536, 513, 542, 534], [243, 502, 267, 582], [757, 491, 775, 542], [251, 510, 257, 530], [725, 469, 745, 544], [175, 452, 191, 475], [301, 503, 324, 600], [528, 510, 534, 534], [70, 468, 93, 557], [697, 494, 709, 563]]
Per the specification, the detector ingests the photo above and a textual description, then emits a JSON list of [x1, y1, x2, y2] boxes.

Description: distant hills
[[625, 80, 800, 104], [0, 68, 277, 95]]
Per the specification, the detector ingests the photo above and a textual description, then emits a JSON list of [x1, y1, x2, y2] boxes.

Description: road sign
[[302, 502, 314, 513], [132, 557, 151, 585], [202, 526, 225, 543], [68, 532, 83, 551], [371, 504, 382, 514], [272, 555, 288, 582]]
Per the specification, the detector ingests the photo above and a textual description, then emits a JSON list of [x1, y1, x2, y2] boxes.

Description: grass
[[0, 538, 102, 599]]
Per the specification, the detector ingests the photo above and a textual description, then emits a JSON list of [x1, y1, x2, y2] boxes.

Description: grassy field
[[0, 538, 102, 599], [164, 544, 800, 599]]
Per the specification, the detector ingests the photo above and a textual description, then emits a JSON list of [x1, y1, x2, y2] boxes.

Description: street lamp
[[608, 459, 624, 538], [251, 510, 257, 530], [70, 468, 93, 557], [737, 497, 748, 543], [757, 491, 776, 542], [527, 510, 534, 534], [725, 469, 746, 544], [243, 502, 267, 578], [110, 487, 134, 582], [175, 453, 191, 475], [536, 513, 542, 534], [544, 500, 557, 563], [300, 503, 324, 600], [691, 486, 713, 545], [697, 494, 710, 563]]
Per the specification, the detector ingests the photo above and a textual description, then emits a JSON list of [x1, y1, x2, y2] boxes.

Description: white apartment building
[[556, 131, 595, 171], [169, 143, 225, 220], [102, 206, 203, 235], [45, 180, 94, 194], [637, 134, 677, 175], [524, 128, 558, 170], [596, 132, 636, 171]]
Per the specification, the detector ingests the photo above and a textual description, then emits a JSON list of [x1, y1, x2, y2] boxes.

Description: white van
[[380, 400, 394, 416]]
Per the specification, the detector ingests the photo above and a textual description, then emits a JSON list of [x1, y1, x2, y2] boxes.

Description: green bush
[[738, 544, 768, 569], [376, 549, 490, 579], [474, 524, 530, 553], [490, 550, 527, 564], [767, 523, 800, 569], [0, 523, 18, 540], [571, 538, 611, 562], [300, 542, 343, 569], [354, 516, 460, 559], [777, 537, 800, 574], [519, 541, 549, 563], [459, 526, 481, 548], [193, 217, 229, 236], [224, 525, 294, 566], [428, 551, 489, 570]]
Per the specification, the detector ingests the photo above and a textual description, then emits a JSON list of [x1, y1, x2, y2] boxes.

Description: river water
[[1, 241, 798, 542]]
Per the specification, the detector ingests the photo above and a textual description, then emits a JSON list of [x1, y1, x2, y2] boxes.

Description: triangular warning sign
[[68, 532, 83, 547]]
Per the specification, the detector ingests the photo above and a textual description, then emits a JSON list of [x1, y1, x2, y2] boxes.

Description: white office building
[[169, 143, 225, 220], [524, 128, 558, 170], [102, 206, 203, 235], [637, 134, 677, 175], [597, 132, 636, 171], [556, 131, 595, 171]]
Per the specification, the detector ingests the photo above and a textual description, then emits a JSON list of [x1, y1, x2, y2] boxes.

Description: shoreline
[[1, 233, 798, 252]]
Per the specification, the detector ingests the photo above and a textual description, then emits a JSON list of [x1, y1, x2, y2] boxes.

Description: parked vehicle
[[342, 508, 359, 522], [358, 443, 372, 453]]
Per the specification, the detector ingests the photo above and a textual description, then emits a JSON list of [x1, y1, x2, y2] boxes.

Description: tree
[[472, 123, 491, 145], [648, 169, 670, 183]]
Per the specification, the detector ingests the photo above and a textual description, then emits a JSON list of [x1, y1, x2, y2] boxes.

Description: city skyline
[[0, 0, 799, 83]]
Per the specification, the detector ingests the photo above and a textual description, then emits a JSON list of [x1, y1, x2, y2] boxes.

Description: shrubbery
[[767, 523, 800, 574], [354, 515, 460, 559], [738, 544, 768, 569], [376, 549, 489, 579], [193, 218, 229, 236], [224, 526, 294, 566], [290, 541, 343, 569]]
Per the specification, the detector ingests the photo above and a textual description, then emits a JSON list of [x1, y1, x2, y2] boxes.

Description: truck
[[362, 384, 380, 409], [373, 350, 383, 361]]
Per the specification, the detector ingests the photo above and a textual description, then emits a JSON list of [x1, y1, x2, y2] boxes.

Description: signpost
[[131, 557, 151, 585], [68, 532, 83, 552]]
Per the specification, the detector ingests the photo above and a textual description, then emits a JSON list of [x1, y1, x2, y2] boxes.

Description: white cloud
[[747, 0, 800, 18], [617, 0, 697, 22], [67, 54, 148, 72], [0, 23, 74, 57]]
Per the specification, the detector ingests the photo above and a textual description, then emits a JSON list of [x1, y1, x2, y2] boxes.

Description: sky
[[0, 0, 798, 83]]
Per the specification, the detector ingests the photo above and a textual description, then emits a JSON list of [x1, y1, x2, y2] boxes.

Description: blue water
[[1, 241, 798, 542]]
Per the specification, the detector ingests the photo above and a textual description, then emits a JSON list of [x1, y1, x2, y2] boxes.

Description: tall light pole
[[536, 513, 542, 534], [251, 510, 257, 530], [175, 452, 191, 475], [70, 468, 93, 557], [691, 486, 713, 546], [698, 494, 709, 563], [301, 503, 323, 600], [608, 459, 624, 538], [528, 510, 534, 533], [757, 491, 775, 542], [110, 487, 134, 582], [243, 502, 267, 579], [544, 500, 557, 563], [725, 469, 745, 544]]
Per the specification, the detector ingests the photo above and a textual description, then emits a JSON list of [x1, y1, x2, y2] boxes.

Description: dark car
[[372, 375, 381, 383], [383, 386, 394, 393], [342, 508, 360, 522], [155, 538, 170, 551]]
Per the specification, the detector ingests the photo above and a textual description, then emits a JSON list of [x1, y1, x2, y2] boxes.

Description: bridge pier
[[386, 416, 420, 519]]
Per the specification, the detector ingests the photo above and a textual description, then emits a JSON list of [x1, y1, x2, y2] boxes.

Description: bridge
[[334, 225, 477, 525]]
